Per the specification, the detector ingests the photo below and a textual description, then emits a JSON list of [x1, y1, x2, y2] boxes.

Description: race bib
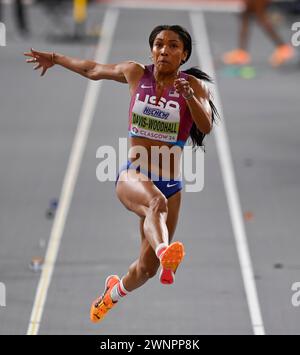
[[130, 100, 180, 143]]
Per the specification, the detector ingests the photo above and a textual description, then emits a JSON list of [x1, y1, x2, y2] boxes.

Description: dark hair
[[149, 25, 220, 151]]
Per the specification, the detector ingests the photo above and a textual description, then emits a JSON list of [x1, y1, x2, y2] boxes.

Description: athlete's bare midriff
[[129, 136, 183, 180]]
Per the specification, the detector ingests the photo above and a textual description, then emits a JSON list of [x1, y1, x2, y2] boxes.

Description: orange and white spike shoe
[[222, 49, 251, 66], [269, 44, 295, 67], [90, 275, 120, 323], [159, 242, 185, 285]]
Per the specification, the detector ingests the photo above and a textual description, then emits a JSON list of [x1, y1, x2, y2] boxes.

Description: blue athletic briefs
[[115, 161, 183, 199]]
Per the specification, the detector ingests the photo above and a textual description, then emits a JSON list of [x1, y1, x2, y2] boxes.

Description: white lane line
[[190, 11, 265, 335], [26, 7, 119, 335]]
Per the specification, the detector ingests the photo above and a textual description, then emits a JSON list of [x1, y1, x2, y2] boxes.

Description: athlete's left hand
[[174, 78, 193, 98]]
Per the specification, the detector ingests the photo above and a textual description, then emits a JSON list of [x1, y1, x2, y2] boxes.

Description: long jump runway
[[0, 2, 300, 335]]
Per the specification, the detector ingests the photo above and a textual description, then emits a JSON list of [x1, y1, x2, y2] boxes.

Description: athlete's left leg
[[90, 191, 182, 322]]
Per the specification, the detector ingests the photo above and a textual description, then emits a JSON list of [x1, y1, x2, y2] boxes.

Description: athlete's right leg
[[115, 169, 170, 251], [122, 190, 182, 291]]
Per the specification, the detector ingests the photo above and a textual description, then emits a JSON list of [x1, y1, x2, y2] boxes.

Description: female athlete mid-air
[[24, 25, 218, 323]]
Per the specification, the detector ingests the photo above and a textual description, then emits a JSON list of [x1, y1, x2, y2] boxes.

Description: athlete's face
[[151, 30, 188, 74]]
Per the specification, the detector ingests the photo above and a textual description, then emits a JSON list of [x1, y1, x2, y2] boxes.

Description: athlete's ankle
[[155, 243, 168, 260], [110, 278, 129, 302]]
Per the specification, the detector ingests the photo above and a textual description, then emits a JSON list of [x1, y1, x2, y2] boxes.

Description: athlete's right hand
[[24, 48, 55, 77]]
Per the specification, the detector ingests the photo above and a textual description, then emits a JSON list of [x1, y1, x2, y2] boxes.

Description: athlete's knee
[[116, 183, 147, 216], [147, 195, 168, 215], [138, 260, 159, 279]]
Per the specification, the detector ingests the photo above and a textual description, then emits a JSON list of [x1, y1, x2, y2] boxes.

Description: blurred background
[[0, 0, 300, 335]]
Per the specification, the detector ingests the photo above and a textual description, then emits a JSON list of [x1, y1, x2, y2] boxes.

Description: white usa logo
[[136, 93, 180, 110]]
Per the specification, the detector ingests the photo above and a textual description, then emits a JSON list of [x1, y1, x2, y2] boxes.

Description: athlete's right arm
[[24, 48, 144, 84], [52, 53, 129, 81]]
